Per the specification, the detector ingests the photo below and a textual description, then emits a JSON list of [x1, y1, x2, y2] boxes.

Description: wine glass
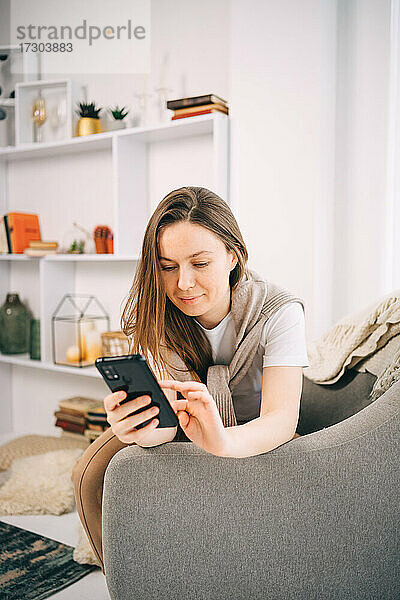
[[32, 95, 47, 143]]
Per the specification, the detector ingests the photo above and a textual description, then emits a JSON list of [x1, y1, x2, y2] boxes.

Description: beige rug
[[73, 521, 101, 567], [0, 434, 89, 472], [0, 448, 85, 516]]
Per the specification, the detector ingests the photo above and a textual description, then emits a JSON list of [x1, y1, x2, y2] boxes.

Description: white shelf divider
[[40, 259, 75, 363], [213, 113, 230, 200], [113, 134, 149, 257]]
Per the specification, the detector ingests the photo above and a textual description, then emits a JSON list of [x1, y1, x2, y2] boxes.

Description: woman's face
[[158, 221, 237, 329]]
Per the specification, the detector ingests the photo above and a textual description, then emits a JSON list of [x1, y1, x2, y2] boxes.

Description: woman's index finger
[[104, 392, 123, 411], [158, 380, 207, 393]]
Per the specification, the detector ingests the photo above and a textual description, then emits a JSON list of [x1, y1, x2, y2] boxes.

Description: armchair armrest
[[102, 381, 400, 600]]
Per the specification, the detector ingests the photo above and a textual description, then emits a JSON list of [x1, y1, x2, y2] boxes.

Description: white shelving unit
[[0, 112, 230, 435]]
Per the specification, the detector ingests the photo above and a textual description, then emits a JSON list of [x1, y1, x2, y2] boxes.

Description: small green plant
[[110, 105, 129, 120], [76, 102, 102, 119], [68, 239, 85, 254]]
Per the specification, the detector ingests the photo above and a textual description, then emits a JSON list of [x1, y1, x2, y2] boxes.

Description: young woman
[[72, 186, 309, 572]]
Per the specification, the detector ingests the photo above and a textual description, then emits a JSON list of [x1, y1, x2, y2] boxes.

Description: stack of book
[[55, 396, 109, 443], [167, 94, 228, 121], [24, 240, 59, 257], [85, 405, 109, 442]]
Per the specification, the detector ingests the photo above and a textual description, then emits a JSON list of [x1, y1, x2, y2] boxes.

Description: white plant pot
[[108, 120, 126, 131]]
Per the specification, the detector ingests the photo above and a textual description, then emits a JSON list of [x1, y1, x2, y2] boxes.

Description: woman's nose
[[177, 269, 195, 290]]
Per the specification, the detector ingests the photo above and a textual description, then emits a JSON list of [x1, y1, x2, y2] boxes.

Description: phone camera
[[104, 367, 119, 381]]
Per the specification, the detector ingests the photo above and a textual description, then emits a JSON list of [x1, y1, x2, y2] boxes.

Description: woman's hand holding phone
[[104, 391, 160, 444]]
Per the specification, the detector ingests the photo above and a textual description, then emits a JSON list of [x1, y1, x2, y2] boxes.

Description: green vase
[[0, 293, 32, 354]]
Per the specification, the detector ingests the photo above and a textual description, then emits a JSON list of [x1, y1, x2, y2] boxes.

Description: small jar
[[30, 318, 41, 360]]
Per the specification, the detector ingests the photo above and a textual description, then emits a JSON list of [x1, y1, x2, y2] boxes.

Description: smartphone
[[95, 354, 178, 430]]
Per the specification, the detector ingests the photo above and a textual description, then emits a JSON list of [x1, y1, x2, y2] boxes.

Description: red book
[[55, 418, 86, 434], [172, 108, 228, 120], [7, 212, 41, 253]]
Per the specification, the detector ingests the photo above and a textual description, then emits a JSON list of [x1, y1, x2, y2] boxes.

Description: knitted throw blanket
[[162, 269, 305, 427], [303, 290, 400, 400]]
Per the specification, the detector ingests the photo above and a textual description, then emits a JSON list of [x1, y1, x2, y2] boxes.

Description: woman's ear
[[230, 253, 238, 271]]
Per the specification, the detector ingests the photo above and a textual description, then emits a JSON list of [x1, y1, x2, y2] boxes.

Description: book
[[172, 107, 228, 120], [87, 406, 107, 420], [173, 103, 228, 116], [86, 415, 108, 425], [87, 423, 105, 432], [29, 240, 58, 249], [0, 216, 10, 253], [58, 396, 103, 417], [167, 94, 228, 110], [7, 212, 41, 254], [54, 410, 87, 425], [24, 248, 58, 257], [4, 215, 11, 253], [55, 418, 86, 434]]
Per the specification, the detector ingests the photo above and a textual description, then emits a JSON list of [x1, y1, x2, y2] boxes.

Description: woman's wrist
[[136, 425, 178, 447]]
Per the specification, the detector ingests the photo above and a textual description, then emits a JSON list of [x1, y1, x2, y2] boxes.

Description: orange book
[[7, 212, 41, 253]]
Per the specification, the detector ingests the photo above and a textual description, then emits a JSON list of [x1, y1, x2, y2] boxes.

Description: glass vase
[[0, 293, 32, 354]]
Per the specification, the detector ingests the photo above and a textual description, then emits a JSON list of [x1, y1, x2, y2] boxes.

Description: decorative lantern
[[51, 294, 109, 367]]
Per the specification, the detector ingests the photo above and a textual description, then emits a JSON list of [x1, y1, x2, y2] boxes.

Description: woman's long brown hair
[[120, 186, 249, 382]]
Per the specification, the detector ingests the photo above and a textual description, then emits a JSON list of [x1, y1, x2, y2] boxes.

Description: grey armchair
[[102, 371, 399, 600]]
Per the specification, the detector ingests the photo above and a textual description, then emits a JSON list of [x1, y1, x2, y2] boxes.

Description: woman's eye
[[161, 263, 208, 271]]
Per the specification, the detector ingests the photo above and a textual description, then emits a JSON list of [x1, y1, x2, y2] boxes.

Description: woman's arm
[[219, 366, 303, 457], [160, 366, 302, 458]]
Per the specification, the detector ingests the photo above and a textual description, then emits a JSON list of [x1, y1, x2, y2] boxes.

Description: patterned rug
[[0, 520, 98, 599]]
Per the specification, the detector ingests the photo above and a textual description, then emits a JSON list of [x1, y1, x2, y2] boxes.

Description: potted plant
[[75, 101, 102, 136], [108, 105, 129, 130]]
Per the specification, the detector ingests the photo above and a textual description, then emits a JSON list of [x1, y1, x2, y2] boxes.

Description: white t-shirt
[[194, 301, 309, 423]]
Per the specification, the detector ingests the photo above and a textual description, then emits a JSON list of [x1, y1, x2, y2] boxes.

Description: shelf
[[0, 254, 40, 261], [0, 113, 225, 161], [0, 99, 15, 108], [44, 254, 139, 262], [0, 254, 139, 261], [0, 353, 100, 378]]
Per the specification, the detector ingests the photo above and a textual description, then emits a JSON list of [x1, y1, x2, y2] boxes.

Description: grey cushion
[[102, 377, 400, 600]]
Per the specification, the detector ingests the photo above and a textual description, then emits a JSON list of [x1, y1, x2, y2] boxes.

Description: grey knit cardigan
[[163, 269, 305, 429]]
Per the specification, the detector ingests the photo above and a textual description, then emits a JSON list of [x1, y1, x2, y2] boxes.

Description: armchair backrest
[[297, 369, 377, 435]]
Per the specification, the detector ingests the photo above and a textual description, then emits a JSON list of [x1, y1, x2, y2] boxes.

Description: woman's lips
[[179, 295, 203, 304]]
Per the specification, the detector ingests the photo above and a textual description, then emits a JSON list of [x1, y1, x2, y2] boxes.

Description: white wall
[[333, 0, 391, 322], [230, 0, 392, 338], [230, 0, 337, 340]]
